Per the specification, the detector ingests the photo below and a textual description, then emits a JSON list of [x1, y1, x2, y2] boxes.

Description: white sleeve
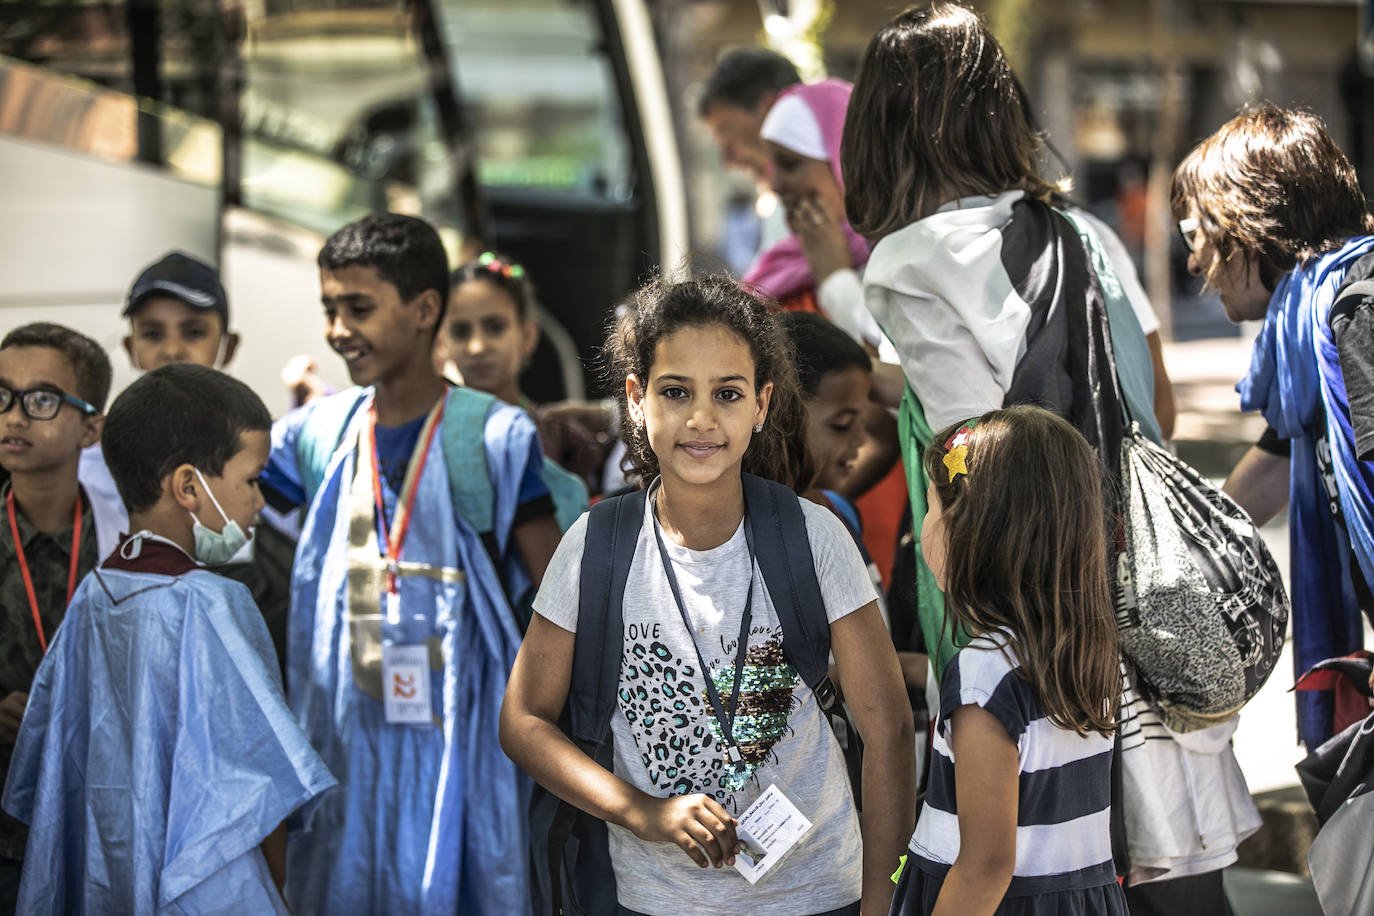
[[864, 280, 1013, 430], [816, 268, 884, 348], [530, 512, 589, 632], [861, 203, 1032, 430], [801, 501, 879, 625]]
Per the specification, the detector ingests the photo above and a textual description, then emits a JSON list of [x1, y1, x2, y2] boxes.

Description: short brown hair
[[1171, 104, 1373, 292], [840, 4, 1055, 241], [1, 322, 112, 411], [924, 407, 1120, 738]]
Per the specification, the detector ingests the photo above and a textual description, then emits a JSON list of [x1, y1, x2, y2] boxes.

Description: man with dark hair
[[260, 212, 564, 913], [2, 363, 335, 915], [698, 47, 801, 183]]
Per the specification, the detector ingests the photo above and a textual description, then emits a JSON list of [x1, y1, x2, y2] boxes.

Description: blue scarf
[[1238, 236, 1374, 747]]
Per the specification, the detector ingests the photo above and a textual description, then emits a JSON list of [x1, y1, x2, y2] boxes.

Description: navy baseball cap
[[124, 252, 230, 325]]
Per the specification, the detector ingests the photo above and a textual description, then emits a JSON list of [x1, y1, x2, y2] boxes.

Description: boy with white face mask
[[79, 253, 296, 674], [2, 363, 336, 915]]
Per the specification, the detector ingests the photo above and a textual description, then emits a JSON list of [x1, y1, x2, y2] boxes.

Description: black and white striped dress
[[892, 631, 1128, 915]]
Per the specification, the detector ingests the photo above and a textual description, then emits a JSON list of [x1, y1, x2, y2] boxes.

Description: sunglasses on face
[[0, 386, 98, 421], [1178, 216, 1202, 253]]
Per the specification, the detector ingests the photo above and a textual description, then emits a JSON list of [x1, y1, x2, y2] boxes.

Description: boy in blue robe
[[1, 363, 336, 915], [258, 214, 562, 914]]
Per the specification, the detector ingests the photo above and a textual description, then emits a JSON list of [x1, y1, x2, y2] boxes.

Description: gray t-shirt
[[533, 496, 877, 915]]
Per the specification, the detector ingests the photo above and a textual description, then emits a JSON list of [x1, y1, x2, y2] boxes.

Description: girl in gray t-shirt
[[501, 276, 916, 915]]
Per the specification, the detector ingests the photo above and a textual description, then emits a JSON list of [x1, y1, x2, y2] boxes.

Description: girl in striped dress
[[892, 406, 1127, 916]]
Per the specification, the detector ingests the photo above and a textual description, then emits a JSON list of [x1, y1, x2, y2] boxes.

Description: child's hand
[[0, 691, 27, 745], [628, 793, 740, 868]]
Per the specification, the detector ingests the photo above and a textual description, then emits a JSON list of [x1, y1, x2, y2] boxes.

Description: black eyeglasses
[[1177, 216, 1201, 253], [0, 386, 98, 421]]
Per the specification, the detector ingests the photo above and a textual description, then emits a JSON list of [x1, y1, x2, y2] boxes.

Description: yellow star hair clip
[[941, 419, 979, 483], [943, 445, 969, 482]]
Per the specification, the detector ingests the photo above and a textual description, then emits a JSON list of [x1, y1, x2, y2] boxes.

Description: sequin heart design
[[707, 635, 799, 792]]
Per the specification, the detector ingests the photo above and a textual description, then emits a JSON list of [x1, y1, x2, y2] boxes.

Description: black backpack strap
[[741, 474, 838, 711], [569, 487, 646, 746], [542, 489, 645, 916]]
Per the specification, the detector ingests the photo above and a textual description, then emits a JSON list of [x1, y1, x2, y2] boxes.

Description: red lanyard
[[369, 399, 446, 595], [6, 487, 82, 654]]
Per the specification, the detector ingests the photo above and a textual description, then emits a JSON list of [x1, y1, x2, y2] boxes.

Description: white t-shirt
[[533, 496, 877, 915], [862, 191, 1163, 431]]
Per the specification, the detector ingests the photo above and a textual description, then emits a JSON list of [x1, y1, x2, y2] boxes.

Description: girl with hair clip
[[500, 276, 915, 915], [894, 406, 1127, 916], [439, 252, 605, 494], [841, 6, 1257, 915], [1173, 105, 1374, 749]]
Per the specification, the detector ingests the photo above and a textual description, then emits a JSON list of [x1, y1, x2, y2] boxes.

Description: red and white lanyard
[[6, 487, 81, 654], [368, 399, 446, 597]]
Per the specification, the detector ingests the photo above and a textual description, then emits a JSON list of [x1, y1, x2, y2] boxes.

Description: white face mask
[[187, 468, 250, 565]]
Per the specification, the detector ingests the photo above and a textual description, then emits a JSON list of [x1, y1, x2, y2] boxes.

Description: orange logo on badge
[[393, 673, 417, 698]]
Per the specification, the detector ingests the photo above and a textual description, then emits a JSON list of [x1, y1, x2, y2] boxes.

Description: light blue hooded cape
[[1, 540, 336, 915], [272, 386, 540, 914]]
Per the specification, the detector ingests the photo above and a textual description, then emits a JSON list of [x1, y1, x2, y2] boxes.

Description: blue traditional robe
[[1239, 236, 1374, 746], [272, 387, 539, 914], [1, 535, 335, 915]]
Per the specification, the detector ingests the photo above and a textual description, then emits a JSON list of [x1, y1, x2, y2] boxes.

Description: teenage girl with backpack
[[895, 406, 1127, 915], [500, 275, 915, 915]]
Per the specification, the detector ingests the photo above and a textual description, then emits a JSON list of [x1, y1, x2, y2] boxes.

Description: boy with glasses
[[0, 322, 120, 915]]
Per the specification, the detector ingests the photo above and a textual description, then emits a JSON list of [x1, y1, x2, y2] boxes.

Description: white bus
[[0, 0, 686, 414]]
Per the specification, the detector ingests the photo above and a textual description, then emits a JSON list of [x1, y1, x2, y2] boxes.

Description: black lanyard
[[650, 483, 756, 770]]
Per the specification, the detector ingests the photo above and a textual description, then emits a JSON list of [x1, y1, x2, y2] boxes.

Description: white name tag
[[381, 643, 433, 725], [732, 783, 813, 885]]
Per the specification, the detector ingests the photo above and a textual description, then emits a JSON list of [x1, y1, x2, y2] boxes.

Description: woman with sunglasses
[[1172, 103, 1374, 750]]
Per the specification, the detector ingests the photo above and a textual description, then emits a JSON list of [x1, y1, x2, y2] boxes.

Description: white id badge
[[381, 643, 433, 725], [732, 783, 813, 884]]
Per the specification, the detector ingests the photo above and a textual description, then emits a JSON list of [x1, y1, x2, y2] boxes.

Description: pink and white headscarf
[[741, 78, 871, 303]]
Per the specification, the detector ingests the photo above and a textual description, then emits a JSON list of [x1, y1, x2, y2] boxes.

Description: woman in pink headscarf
[[744, 78, 908, 594], [743, 79, 884, 351]]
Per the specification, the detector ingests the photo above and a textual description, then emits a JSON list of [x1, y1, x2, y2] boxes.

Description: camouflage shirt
[[0, 492, 98, 862]]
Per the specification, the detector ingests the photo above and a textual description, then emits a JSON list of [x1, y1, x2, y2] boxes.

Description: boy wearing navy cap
[[79, 252, 293, 675], [122, 252, 240, 371]]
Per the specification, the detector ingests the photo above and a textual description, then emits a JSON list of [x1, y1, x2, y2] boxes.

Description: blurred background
[[11, 0, 1374, 413]]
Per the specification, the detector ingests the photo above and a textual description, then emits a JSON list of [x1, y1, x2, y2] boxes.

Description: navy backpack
[[528, 473, 855, 915]]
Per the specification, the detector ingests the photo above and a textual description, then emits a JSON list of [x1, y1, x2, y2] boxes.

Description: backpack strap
[[542, 455, 591, 533], [440, 386, 499, 536], [742, 473, 839, 712], [569, 488, 647, 748], [295, 388, 368, 505]]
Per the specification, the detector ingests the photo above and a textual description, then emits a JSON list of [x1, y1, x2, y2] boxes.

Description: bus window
[[439, 0, 633, 200], [237, 5, 469, 246]]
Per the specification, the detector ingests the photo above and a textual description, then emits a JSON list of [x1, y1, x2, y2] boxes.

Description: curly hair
[[1170, 104, 1374, 293], [924, 406, 1119, 738], [841, 3, 1055, 242], [603, 275, 813, 492]]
